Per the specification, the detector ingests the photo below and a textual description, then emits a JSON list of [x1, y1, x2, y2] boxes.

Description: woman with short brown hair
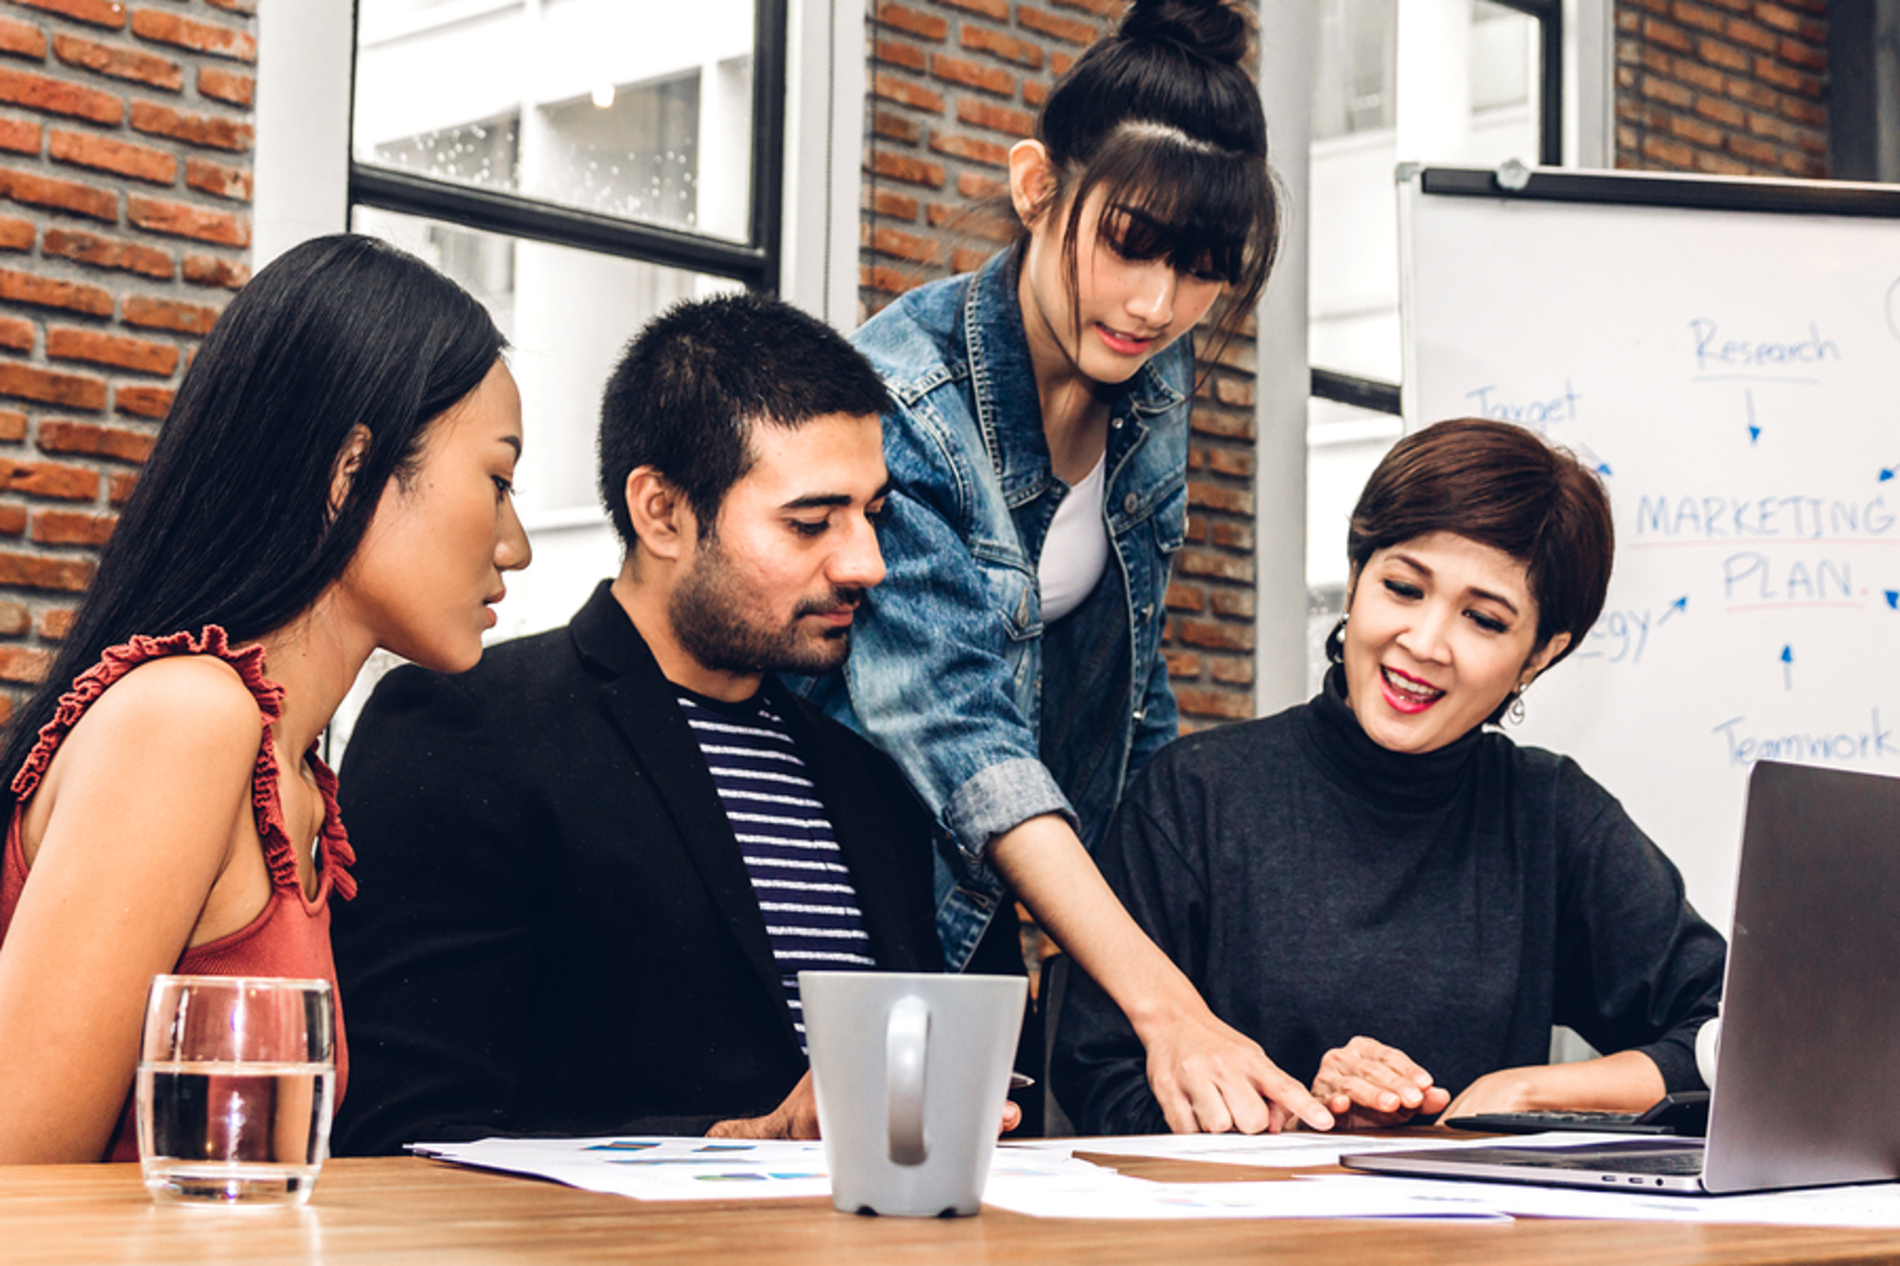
[[1054, 418, 1726, 1135]]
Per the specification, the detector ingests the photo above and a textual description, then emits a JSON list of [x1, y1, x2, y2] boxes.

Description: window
[[1479, 0, 1561, 167], [348, 0, 787, 642], [1313, 0, 1553, 148], [1313, 0, 1398, 141]]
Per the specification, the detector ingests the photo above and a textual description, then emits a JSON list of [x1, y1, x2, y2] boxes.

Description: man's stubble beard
[[667, 535, 860, 677]]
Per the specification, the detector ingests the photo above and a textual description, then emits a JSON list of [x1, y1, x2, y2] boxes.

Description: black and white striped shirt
[[677, 689, 875, 1053]]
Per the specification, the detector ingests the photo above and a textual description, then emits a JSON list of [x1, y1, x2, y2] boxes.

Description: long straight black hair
[[0, 234, 504, 807]]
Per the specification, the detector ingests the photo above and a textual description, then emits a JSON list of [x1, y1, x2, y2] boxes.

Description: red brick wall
[[1615, 0, 1829, 175], [0, 0, 251, 716], [861, 0, 1264, 732]]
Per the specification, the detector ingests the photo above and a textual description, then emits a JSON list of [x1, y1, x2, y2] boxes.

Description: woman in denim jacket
[[799, 0, 1333, 1134]]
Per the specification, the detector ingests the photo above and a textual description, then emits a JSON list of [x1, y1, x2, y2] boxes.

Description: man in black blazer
[[330, 294, 949, 1155]]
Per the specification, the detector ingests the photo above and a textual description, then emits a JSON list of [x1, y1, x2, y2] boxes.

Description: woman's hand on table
[[1436, 1068, 1545, 1121], [1437, 1051, 1668, 1121], [1142, 1008, 1336, 1135], [1310, 1036, 1451, 1129], [707, 1071, 824, 1139]]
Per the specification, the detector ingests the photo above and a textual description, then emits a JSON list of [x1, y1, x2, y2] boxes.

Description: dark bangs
[[1059, 124, 1279, 364]]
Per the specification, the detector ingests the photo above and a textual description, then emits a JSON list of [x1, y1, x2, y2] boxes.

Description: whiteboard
[[1398, 168, 1900, 928]]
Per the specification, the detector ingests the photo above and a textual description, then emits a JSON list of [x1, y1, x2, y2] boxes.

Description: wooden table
[[4, 1151, 1899, 1264]]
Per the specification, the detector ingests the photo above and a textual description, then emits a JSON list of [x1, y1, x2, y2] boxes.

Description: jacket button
[[1122, 492, 1140, 514], [1140, 603, 1153, 621], [1132, 707, 1147, 722]]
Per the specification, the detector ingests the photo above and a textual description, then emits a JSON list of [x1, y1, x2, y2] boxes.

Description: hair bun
[[1117, 0, 1251, 66]]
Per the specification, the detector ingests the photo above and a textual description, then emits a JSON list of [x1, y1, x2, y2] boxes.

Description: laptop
[[1342, 760, 1900, 1196]]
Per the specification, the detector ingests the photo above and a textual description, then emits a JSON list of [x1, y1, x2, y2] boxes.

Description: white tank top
[[1037, 453, 1110, 624]]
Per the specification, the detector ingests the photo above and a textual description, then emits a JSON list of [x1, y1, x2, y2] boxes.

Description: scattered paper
[[982, 1172, 1508, 1221], [411, 1135, 1095, 1204], [410, 1133, 1900, 1225], [412, 1136, 833, 1200], [411, 1134, 1502, 1220], [1299, 1174, 1900, 1227], [1009, 1129, 1605, 1170]]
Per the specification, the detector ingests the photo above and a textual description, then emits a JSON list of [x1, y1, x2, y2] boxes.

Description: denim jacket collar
[[963, 247, 1187, 508]]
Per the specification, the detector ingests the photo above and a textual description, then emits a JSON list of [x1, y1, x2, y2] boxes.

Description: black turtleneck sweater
[[1051, 669, 1727, 1136]]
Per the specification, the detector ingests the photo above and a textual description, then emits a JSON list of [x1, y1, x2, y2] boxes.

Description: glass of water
[[136, 975, 336, 1206]]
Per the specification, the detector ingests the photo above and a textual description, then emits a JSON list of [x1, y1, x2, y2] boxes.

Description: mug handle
[[886, 995, 929, 1166]]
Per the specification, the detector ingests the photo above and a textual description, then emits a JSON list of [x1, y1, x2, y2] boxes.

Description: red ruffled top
[[0, 627, 356, 1162]]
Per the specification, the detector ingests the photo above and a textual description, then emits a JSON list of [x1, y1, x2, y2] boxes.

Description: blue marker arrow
[[1887, 590, 1899, 610], [1745, 390, 1760, 445], [1577, 444, 1612, 478], [1656, 595, 1689, 625], [1780, 644, 1794, 691], [1883, 466, 1897, 483]]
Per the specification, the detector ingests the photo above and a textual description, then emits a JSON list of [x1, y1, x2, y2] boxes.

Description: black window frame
[[1495, 0, 1563, 170], [346, 0, 789, 293]]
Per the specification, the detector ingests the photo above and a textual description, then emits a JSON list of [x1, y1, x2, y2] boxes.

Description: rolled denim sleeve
[[942, 757, 1072, 867], [837, 401, 1076, 867]]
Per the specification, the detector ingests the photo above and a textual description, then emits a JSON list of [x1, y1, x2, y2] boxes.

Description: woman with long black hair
[[0, 234, 530, 1162]]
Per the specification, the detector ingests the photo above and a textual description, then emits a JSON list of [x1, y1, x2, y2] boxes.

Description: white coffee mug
[[799, 971, 1025, 1216]]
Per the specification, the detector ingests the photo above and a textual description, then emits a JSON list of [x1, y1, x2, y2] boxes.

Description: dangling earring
[[1507, 684, 1528, 725]]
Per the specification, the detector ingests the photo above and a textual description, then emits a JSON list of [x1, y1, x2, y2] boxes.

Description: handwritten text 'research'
[[1692, 319, 1841, 373]]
